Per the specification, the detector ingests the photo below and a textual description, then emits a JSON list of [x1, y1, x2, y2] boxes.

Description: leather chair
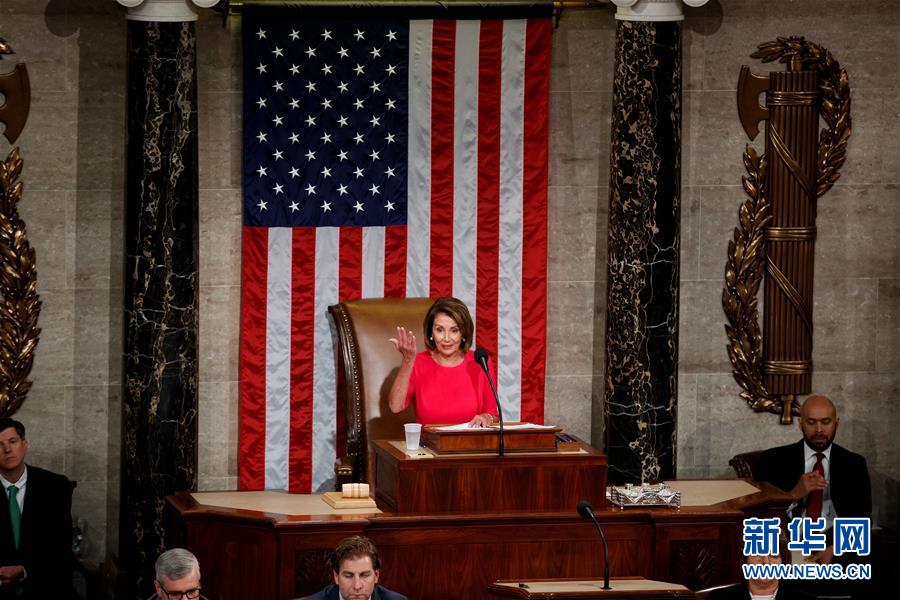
[[328, 297, 435, 487], [728, 450, 766, 480]]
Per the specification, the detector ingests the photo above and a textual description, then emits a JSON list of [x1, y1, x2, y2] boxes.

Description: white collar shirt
[[0, 465, 28, 513]]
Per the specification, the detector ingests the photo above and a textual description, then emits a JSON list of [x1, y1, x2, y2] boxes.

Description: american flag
[[239, 4, 551, 492]]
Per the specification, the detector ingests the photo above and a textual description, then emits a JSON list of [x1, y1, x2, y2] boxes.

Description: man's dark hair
[[330, 536, 380, 572], [0, 418, 25, 439]]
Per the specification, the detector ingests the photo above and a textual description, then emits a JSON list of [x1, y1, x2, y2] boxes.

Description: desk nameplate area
[[388, 439, 589, 459], [421, 422, 562, 453]]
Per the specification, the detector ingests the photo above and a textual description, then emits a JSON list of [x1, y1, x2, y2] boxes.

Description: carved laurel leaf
[[723, 143, 775, 413], [0, 146, 41, 419]]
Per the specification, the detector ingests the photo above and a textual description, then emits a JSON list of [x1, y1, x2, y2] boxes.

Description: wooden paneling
[[168, 481, 793, 600], [373, 439, 608, 513]]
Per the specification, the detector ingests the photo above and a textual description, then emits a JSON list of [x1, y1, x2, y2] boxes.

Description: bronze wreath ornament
[[0, 39, 39, 419], [724, 37, 851, 423]]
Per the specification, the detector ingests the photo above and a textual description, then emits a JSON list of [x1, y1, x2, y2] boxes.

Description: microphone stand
[[577, 500, 610, 590], [474, 348, 504, 457], [484, 368, 504, 457]]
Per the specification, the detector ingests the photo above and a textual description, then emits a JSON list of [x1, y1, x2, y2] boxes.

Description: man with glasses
[[150, 548, 205, 600]]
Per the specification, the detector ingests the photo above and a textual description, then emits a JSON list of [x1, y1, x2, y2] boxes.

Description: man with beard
[[757, 395, 871, 566]]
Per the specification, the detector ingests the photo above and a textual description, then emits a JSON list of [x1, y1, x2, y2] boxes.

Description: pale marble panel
[[18, 190, 68, 292], [71, 474, 109, 564], [10, 92, 78, 191], [761, 1, 900, 92], [66, 384, 112, 482], [198, 476, 239, 492], [550, 12, 614, 93], [546, 280, 595, 377], [73, 189, 125, 289], [544, 374, 592, 441], [681, 89, 696, 191], [0, 11, 70, 92], [681, 27, 702, 93], [811, 278, 878, 372], [549, 91, 611, 189], [700, 373, 799, 477], [675, 372, 706, 472], [679, 185, 701, 282], [73, 288, 120, 386], [686, 91, 750, 187], [14, 385, 70, 474], [548, 186, 601, 283], [198, 91, 242, 190], [199, 284, 241, 383], [697, 184, 745, 281], [692, 8, 766, 93], [691, 1, 900, 92], [678, 280, 730, 372], [30, 289, 75, 383], [73, 91, 126, 191], [875, 279, 900, 372], [809, 371, 900, 468], [68, 14, 128, 96], [590, 374, 604, 449], [869, 467, 900, 531], [198, 380, 238, 480], [197, 12, 242, 93], [199, 188, 242, 288], [840, 91, 900, 186], [815, 185, 900, 279], [0, 0, 54, 15]]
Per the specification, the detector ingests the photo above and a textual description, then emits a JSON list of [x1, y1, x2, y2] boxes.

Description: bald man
[[757, 395, 871, 565]]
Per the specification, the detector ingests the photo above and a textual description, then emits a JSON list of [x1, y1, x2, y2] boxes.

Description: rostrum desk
[[166, 440, 791, 600]]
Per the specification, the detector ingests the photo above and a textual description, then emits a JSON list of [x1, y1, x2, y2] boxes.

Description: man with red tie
[[757, 395, 872, 565]]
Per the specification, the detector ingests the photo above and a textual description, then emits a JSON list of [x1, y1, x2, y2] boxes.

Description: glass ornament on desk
[[607, 482, 681, 509]]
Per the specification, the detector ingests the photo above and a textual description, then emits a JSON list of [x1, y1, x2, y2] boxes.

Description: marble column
[[603, 0, 706, 484], [116, 0, 215, 596]]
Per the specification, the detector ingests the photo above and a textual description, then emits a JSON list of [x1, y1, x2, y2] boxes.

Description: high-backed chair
[[728, 450, 766, 480], [329, 297, 434, 487]]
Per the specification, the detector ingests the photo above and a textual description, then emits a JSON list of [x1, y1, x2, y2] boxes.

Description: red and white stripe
[[239, 18, 550, 492]]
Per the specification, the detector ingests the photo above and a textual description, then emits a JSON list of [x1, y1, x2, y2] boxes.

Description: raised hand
[[389, 326, 417, 364]]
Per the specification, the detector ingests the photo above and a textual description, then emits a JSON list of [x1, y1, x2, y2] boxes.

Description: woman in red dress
[[388, 297, 498, 426]]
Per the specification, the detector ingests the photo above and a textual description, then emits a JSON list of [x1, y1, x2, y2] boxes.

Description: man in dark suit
[[756, 395, 871, 566], [303, 536, 407, 600], [0, 417, 73, 599]]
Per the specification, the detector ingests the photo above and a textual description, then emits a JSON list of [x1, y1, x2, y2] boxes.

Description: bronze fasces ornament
[[0, 38, 39, 419], [724, 37, 851, 424]]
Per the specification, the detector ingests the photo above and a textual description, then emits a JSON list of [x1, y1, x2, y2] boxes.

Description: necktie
[[806, 452, 825, 521], [8, 485, 21, 550]]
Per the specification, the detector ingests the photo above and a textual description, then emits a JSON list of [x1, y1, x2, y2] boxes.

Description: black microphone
[[577, 499, 611, 590], [473, 347, 504, 457]]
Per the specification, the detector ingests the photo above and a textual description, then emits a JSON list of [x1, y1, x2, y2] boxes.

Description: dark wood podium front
[[166, 480, 792, 600], [373, 437, 607, 513]]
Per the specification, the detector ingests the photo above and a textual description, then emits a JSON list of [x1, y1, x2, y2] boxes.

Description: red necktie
[[806, 452, 825, 521]]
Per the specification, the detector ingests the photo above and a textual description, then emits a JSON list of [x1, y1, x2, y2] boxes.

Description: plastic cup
[[404, 423, 422, 450]]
